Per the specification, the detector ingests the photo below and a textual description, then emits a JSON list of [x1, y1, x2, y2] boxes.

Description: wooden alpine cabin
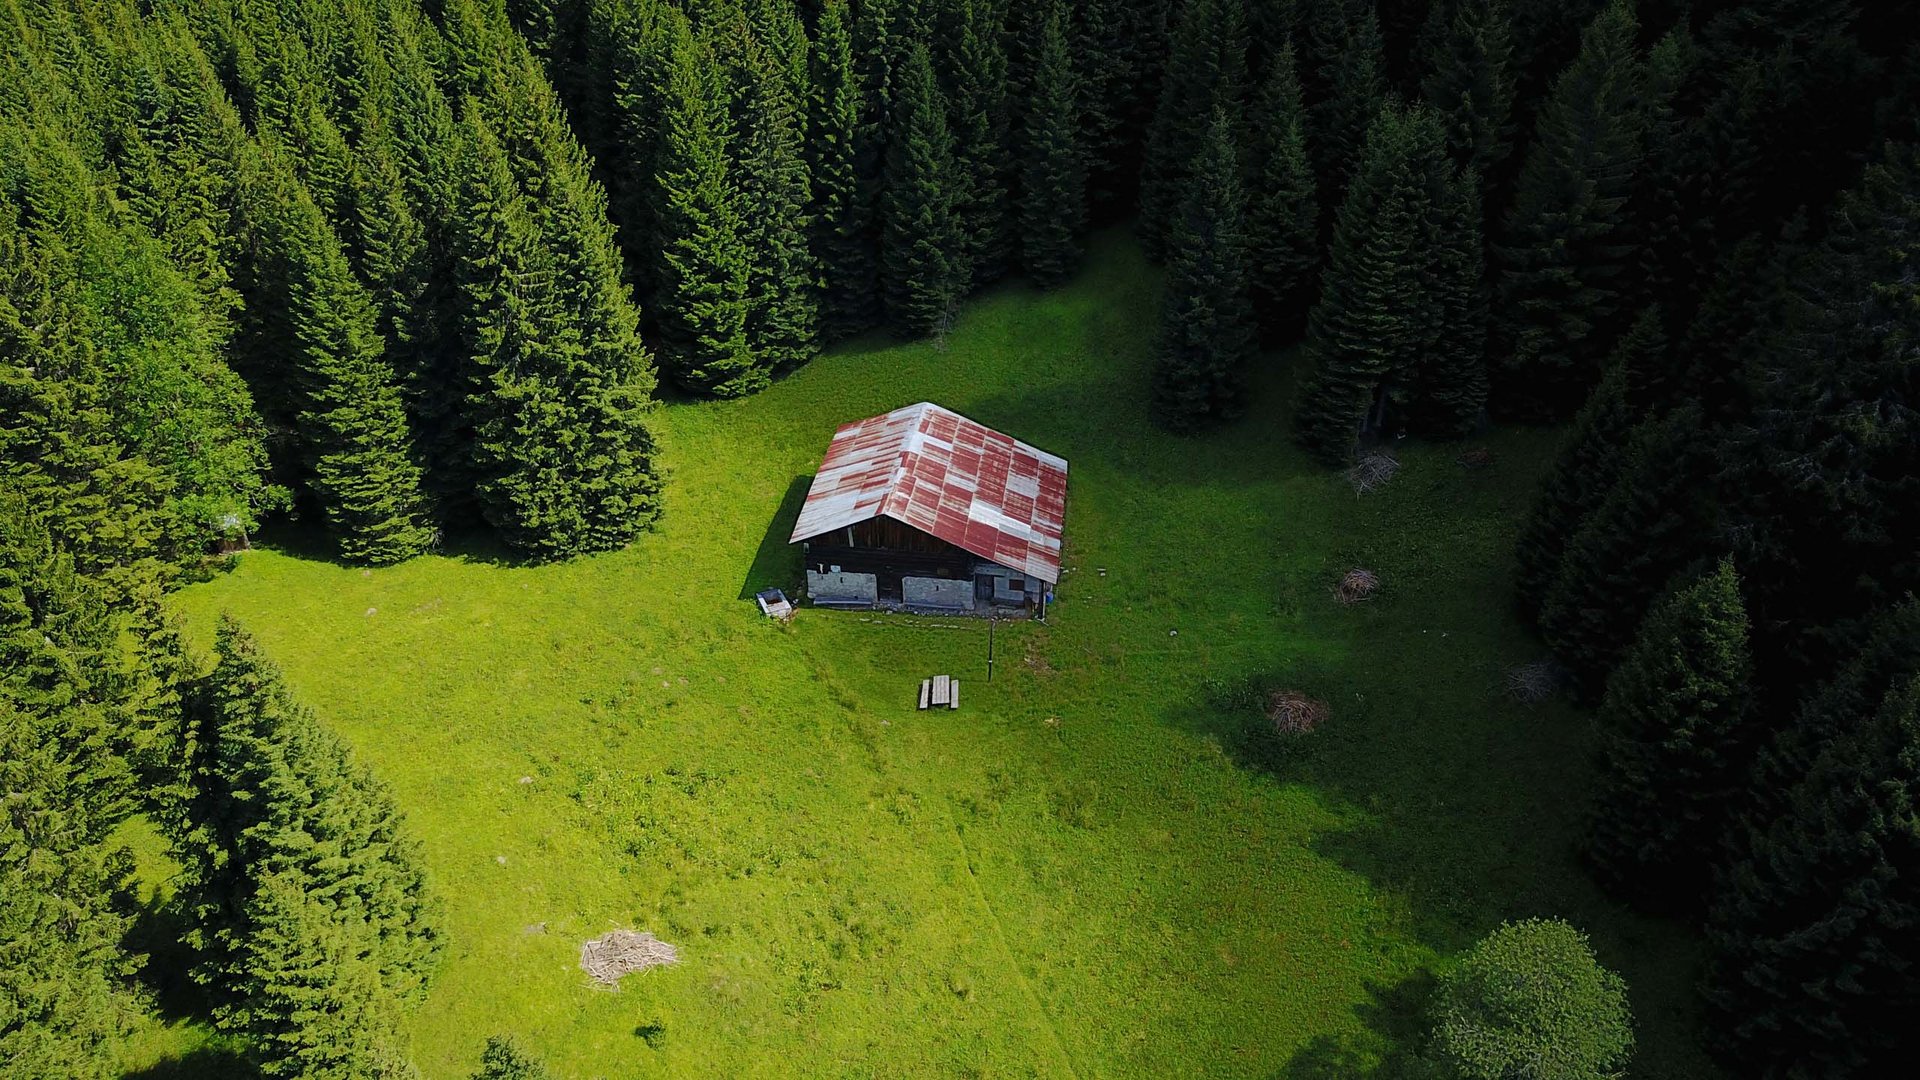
[[789, 402, 1067, 614]]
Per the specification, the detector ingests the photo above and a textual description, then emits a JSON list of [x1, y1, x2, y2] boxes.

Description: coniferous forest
[[4, 0, 1919, 1077]]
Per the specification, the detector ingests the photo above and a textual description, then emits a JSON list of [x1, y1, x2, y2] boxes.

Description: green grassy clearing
[[134, 230, 1713, 1078]]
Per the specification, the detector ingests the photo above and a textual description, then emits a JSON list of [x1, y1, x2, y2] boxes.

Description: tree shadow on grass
[[1271, 972, 1436, 1080], [121, 1045, 258, 1080], [122, 890, 209, 1026], [737, 474, 812, 601]]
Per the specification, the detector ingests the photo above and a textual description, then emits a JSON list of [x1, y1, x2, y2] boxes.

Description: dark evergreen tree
[[1308, 0, 1388, 215], [1411, 164, 1487, 437], [178, 617, 442, 1018], [1491, 0, 1647, 421], [1744, 601, 1920, 834], [1730, 144, 1920, 689], [944, 0, 1014, 286], [1511, 306, 1664, 621], [881, 44, 968, 338], [229, 869, 416, 1080], [1292, 103, 1446, 464], [806, 0, 876, 340], [1705, 675, 1920, 1078], [1244, 37, 1318, 343], [1584, 557, 1752, 912], [1138, 0, 1249, 258], [736, 35, 818, 373], [1072, 0, 1170, 214], [851, 0, 903, 330], [1419, 0, 1517, 176], [1151, 110, 1255, 431], [648, 16, 755, 394], [272, 174, 437, 564], [1015, 1, 1086, 287], [0, 700, 133, 1080], [1537, 406, 1718, 699]]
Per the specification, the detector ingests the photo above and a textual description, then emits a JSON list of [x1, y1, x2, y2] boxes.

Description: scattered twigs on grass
[[1347, 450, 1400, 495], [1504, 660, 1564, 705], [1333, 568, 1380, 604], [580, 929, 679, 987], [1457, 446, 1496, 469], [1266, 690, 1330, 735]]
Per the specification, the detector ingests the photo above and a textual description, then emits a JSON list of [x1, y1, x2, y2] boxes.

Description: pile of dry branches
[[1348, 450, 1400, 495], [1457, 447, 1496, 469], [1504, 660, 1563, 705], [580, 930, 679, 987], [1333, 568, 1380, 604], [1267, 690, 1330, 735]]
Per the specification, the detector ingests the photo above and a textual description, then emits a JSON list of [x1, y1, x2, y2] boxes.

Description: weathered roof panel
[[789, 402, 1068, 584]]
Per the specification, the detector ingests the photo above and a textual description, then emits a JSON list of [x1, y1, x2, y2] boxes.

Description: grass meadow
[[126, 231, 1716, 1078]]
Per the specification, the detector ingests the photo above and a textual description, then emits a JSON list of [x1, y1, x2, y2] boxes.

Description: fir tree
[[1138, 0, 1249, 259], [1015, 1, 1086, 287], [1151, 110, 1255, 431], [1491, 0, 1647, 421], [1410, 163, 1487, 437], [1292, 103, 1447, 464], [1537, 407, 1718, 699], [1584, 558, 1753, 912], [1427, 918, 1635, 1079], [274, 176, 437, 564], [944, 0, 1014, 286], [178, 617, 442, 1015], [881, 44, 968, 338], [228, 870, 416, 1080], [736, 36, 818, 373], [806, 0, 876, 340], [648, 16, 755, 394], [1308, 0, 1388, 213], [1244, 38, 1318, 344], [1511, 307, 1664, 621], [1419, 0, 1517, 176], [0, 699, 134, 1080], [1705, 676, 1920, 1078]]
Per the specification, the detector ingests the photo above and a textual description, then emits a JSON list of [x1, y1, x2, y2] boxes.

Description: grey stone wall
[[807, 570, 877, 604], [902, 575, 973, 610]]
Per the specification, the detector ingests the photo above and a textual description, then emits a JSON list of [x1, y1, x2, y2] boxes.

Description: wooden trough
[[918, 674, 959, 710]]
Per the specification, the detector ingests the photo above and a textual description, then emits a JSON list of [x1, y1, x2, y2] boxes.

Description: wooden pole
[[987, 616, 995, 682]]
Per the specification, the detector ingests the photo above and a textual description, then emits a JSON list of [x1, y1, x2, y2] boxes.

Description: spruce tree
[[1491, 0, 1647, 421], [944, 0, 1014, 286], [232, 868, 419, 1080], [1427, 918, 1635, 1079], [1410, 164, 1488, 437], [1292, 103, 1446, 464], [274, 177, 437, 564], [1150, 110, 1255, 431], [1705, 676, 1920, 1078], [1244, 38, 1318, 344], [1308, 0, 1389, 212], [1015, 1, 1086, 288], [1138, 0, 1249, 259], [881, 44, 968, 338], [0, 700, 133, 1080], [1511, 306, 1663, 621], [648, 16, 755, 394], [178, 617, 442, 1015], [1419, 0, 1517, 176], [1537, 407, 1718, 699], [736, 37, 818, 373], [1584, 558, 1753, 912], [806, 0, 876, 340]]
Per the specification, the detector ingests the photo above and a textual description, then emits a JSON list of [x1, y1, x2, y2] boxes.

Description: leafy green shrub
[[1427, 918, 1633, 1079]]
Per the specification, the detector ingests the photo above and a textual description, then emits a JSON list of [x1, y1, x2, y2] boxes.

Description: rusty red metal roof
[[789, 402, 1068, 584]]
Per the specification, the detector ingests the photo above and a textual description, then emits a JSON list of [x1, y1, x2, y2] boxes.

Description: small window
[[936, 567, 950, 578], [1009, 579, 1025, 592]]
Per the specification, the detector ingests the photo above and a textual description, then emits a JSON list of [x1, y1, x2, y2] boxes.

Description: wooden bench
[[917, 675, 961, 711]]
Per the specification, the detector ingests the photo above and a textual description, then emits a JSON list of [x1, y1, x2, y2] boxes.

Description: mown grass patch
[[139, 230, 1714, 1078]]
